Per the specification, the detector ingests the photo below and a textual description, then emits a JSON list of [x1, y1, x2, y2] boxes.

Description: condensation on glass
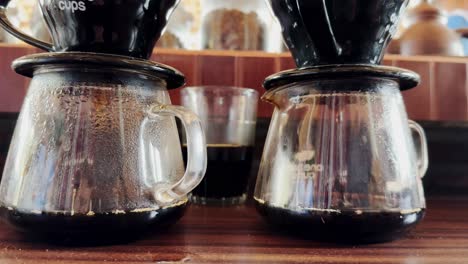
[[254, 78, 428, 242], [0, 66, 207, 240]]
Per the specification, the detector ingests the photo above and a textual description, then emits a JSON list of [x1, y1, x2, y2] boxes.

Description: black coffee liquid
[[41, 0, 178, 58], [255, 201, 425, 243], [0, 202, 187, 244], [183, 145, 254, 199]]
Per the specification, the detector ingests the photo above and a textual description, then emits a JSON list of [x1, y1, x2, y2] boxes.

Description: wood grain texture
[[278, 56, 297, 72], [0, 198, 466, 264], [433, 62, 468, 120], [151, 52, 200, 105], [0, 45, 33, 112], [235, 56, 278, 117], [198, 54, 236, 86], [397, 61, 433, 120]]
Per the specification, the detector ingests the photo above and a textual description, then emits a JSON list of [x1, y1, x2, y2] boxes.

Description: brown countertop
[[0, 198, 466, 263]]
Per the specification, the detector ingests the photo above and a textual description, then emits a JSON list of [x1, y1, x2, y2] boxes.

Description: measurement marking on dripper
[[58, 0, 94, 13]]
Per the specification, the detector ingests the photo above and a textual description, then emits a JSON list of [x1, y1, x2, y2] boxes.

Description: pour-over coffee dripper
[[255, 0, 429, 243], [0, 0, 180, 59], [268, 0, 408, 67]]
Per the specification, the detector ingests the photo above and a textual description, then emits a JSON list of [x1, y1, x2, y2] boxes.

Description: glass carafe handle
[[148, 104, 207, 205], [0, 1, 53, 51], [409, 120, 429, 179]]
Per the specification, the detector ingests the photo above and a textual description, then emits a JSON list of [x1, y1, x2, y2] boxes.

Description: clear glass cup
[[181, 86, 259, 205]]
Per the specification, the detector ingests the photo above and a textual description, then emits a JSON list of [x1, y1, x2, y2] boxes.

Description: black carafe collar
[[263, 64, 420, 91], [12, 52, 185, 89]]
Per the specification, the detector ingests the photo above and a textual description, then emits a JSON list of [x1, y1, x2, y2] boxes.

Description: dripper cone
[[268, 0, 409, 67], [0, 0, 181, 59]]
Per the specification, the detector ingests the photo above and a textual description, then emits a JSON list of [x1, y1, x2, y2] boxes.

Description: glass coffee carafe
[[254, 69, 428, 243], [0, 53, 207, 243]]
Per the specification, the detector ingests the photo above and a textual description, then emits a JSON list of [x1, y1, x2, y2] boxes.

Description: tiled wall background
[[1, 44, 468, 120]]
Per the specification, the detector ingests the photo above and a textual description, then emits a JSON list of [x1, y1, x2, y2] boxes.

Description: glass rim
[[181, 86, 260, 97]]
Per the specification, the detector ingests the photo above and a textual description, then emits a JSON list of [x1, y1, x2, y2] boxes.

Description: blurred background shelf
[[1, 44, 468, 121]]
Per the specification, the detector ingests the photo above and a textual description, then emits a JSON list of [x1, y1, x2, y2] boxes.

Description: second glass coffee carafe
[[254, 74, 428, 243]]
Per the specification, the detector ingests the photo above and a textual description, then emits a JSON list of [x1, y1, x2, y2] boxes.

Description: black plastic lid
[[12, 52, 186, 90], [264, 64, 420, 91]]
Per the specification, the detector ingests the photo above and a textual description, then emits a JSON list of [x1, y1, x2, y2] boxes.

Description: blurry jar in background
[[3, 0, 33, 44], [433, 0, 467, 11], [0, 27, 4, 43], [443, 4, 468, 56], [390, 0, 468, 55], [201, 0, 282, 52], [30, 2, 50, 43], [2, 0, 50, 44], [387, 0, 423, 54], [158, 0, 201, 50], [398, 0, 468, 56], [392, 0, 423, 41], [402, 0, 467, 25]]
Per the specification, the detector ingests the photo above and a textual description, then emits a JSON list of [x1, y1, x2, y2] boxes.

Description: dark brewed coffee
[[39, 0, 179, 58], [255, 201, 425, 243], [183, 145, 254, 200], [268, 0, 408, 67], [0, 201, 187, 245]]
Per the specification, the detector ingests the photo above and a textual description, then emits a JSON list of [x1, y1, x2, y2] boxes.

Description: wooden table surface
[[0, 198, 466, 264]]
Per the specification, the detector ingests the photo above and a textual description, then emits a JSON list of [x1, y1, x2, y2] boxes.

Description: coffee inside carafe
[[0, 202, 188, 243], [254, 76, 427, 243], [255, 201, 424, 243]]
